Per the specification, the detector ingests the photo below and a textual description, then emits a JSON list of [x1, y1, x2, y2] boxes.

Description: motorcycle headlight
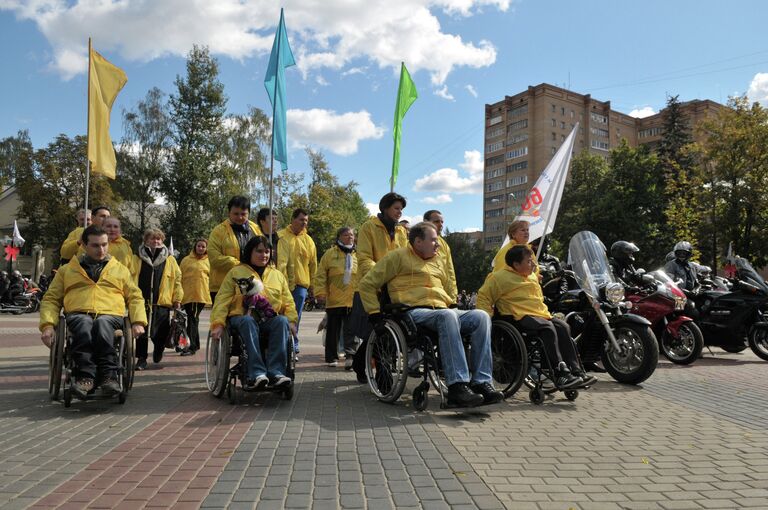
[[605, 283, 625, 305], [674, 295, 686, 311]]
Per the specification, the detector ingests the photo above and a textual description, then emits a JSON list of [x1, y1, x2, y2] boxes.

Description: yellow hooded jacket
[[359, 246, 453, 315], [133, 247, 184, 307], [313, 245, 357, 309], [109, 236, 135, 274], [355, 216, 408, 289], [180, 250, 212, 305], [60, 227, 84, 261], [39, 256, 148, 331], [492, 240, 539, 275], [476, 267, 551, 321], [277, 226, 317, 290], [207, 219, 262, 292], [210, 264, 298, 328], [436, 236, 458, 302]]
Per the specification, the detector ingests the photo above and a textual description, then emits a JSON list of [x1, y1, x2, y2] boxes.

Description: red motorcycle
[[625, 270, 704, 365]]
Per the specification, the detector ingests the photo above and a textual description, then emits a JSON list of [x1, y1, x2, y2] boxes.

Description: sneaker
[[293, 354, 300, 362], [245, 375, 269, 390], [152, 345, 164, 363], [338, 352, 346, 359], [136, 358, 148, 371], [344, 358, 354, 371], [72, 377, 94, 400], [327, 361, 338, 367], [271, 375, 291, 387], [100, 377, 121, 396], [469, 382, 504, 405], [555, 371, 583, 389], [446, 382, 484, 408]]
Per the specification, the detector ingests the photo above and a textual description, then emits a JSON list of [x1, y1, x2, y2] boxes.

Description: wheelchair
[[365, 304, 526, 411], [205, 318, 295, 404], [48, 315, 135, 408], [493, 316, 587, 405]]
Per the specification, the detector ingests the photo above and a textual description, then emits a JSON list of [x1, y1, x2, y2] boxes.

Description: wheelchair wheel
[[49, 320, 66, 400], [227, 377, 240, 405], [122, 318, 136, 390], [365, 319, 408, 403], [564, 389, 579, 401], [284, 384, 294, 400], [412, 381, 430, 412], [63, 387, 72, 408], [529, 387, 544, 405], [205, 330, 231, 397], [491, 320, 528, 398]]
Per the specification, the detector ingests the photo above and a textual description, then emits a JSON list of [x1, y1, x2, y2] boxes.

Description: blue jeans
[[408, 308, 493, 387], [66, 313, 123, 380], [291, 286, 307, 350], [229, 315, 290, 380]]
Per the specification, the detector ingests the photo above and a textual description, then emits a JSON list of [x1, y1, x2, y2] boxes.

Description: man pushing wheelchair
[[358, 221, 503, 408], [40, 225, 147, 400]]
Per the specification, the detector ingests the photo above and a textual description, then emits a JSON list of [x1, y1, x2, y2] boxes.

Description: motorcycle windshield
[[735, 257, 768, 292], [650, 269, 684, 298], [567, 231, 617, 298]]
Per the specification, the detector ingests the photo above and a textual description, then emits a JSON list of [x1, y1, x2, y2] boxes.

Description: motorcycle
[[546, 231, 659, 384], [625, 269, 704, 365], [684, 257, 768, 360], [0, 287, 41, 314]]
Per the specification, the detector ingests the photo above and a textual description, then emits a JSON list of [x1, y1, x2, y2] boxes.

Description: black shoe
[[584, 361, 607, 373], [572, 370, 598, 386], [446, 383, 484, 408], [153, 345, 164, 363], [100, 377, 121, 396], [271, 375, 291, 388], [469, 382, 504, 405], [72, 377, 94, 400], [245, 375, 269, 391], [136, 359, 148, 371], [555, 372, 583, 389]]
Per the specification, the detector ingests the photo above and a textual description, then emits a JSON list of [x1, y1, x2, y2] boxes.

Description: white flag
[[515, 122, 579, 242], [168, 236, 176, 258], [12, 220, 25, 247]]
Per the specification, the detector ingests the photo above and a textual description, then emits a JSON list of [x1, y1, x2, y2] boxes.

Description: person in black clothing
[[609, 240, 641, 286], [664, 241, 698, 291], [257, 207, 280, 263]]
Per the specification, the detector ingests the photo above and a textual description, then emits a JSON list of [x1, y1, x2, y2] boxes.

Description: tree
[[444, 231, 494, 292], [115, 87, 173, 244], [161, 45, 228, 253], [0, 130, 33, 189], [15, 134, 117, 250]]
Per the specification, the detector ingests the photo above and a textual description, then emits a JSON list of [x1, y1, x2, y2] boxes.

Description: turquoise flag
[[391, 63, 417, 189], [264, 8, 295, 171]]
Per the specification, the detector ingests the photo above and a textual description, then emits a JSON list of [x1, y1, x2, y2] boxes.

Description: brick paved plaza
[[1, 310, 768, 510]]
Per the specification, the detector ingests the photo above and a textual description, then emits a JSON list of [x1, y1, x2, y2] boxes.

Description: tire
[[123, 319, 136, 390], [721, 343, 748, 353], [227, 378, 239, 405], [564, 389, 579, 401], [412, 382, 429, 412], [365, 319, 408, 403], [63, 388, 72, 408], [49, 321, 66, 400], [602, 323, 658, 384], [660, 321, 704, 365], [490, 320, 528, 398], [529, 387, 544, 405], [748, 327, 768, 361], [205, 331, 231, 397]]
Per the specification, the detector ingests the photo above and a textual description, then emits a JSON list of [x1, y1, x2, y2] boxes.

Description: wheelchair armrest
[[381, 303, 413, 314]]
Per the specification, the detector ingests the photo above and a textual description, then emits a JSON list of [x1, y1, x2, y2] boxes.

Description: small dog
[[234, 276, 277, 323]]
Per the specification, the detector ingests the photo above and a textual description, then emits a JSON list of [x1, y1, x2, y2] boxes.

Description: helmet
[[610, 241, 639, 265], [673, 241, 693, 261], [10, 270, 22, 279]]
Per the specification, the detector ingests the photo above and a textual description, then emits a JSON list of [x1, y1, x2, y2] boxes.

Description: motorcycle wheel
[[660, 322, 704, 365], [602, 324, 658, 385], [720, 344, 748, 353], [748, 328, 768, 361]]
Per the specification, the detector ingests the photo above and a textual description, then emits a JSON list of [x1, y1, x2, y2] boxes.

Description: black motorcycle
[[684, 257, 768, 360], [545, 231, 659, 384]]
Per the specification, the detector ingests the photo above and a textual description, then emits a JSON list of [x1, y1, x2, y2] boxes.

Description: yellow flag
[[88, 46, 127, 179]]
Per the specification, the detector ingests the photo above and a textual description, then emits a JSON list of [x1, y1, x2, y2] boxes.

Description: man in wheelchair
[[40, 225, 147, 399], [477, 244, 596, 388], [359, 222, 503, 408]]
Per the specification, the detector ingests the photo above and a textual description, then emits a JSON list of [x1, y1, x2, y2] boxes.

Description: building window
[[551, 104, 556, 112], [505, 147, 528, 160], [485, 155, 504, 167], [485, 235, 503, 246], [507, 161, 528, 173], [590, 112, 608, 124], [486, 126, 504, 139], [591, 139, 609, 151], [550, 118, 555, 127], [486, 181, 504, 192], [561, 121, 566, 129], [485, 194, 504, 204], [638, 127, 664, 138], [551, 132, 556, 141], [561, 134, 565, 142], [570, 110, 575, 118], [487, 222, 505, 232], [561, 107, 565, 116], [551, 147, 556, 155], [485, 207, 504, 218], [509, 104, 528, 117], [590, 127, 609, 137], [507, 175, 528, 187], [489, 115, 503, 126], [485, 167, 504, 179], [508, 190, 527, 200], [508, 133, 528, 145], [507, 119, 528, 132], [487, 141, 504, 152]]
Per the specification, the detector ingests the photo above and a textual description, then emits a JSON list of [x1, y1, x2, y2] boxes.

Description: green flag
[[391, 62, 417, 189]]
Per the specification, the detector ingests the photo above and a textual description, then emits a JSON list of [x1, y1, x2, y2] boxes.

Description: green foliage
[[0, 130, 32, 189], [444, 231, 494, 292]]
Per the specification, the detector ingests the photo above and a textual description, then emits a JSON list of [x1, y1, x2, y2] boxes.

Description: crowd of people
[[39, 191, 600, 407]]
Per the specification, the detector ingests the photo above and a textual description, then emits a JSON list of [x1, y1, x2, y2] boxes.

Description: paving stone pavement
[[2, 310, 768, 509]]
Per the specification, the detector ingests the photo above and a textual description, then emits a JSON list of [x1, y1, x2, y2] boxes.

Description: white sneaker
[[327, 361, 338, 367], [272, 375, 291, 387]]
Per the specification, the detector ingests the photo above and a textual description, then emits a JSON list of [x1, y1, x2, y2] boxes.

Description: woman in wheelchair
[[40, 225, 147, 399], [478, 244, 596, 389], [209, 236, 298, 390]]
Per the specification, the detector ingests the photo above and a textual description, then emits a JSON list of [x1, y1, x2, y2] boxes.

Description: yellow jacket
[[39, 256, 148, 331], [109, 237, 135, 274], [492, 240, 539, 275], [60, 227, 84, 260], [277, 226, 317, 290], [359, 246, 453, 315], [356, 216, 408, 288], [437, 236, 458, 302], [133, 247, 184, 307], [275, 234, 295, 286], [207, 219, 262, 292], [477, 268, 551, 321], [313, 245, 357, 309], [210, 264, 298, 328], [180, 251, 212, 305]]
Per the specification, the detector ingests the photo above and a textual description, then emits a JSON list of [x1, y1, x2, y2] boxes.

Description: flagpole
[[390, 62, 403, 193], [267, 10, 284, 243], [84, 37, 92, 216]]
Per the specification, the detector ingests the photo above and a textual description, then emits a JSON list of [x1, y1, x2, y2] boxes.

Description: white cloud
[[422, 194, 453, 204], [414, 150, 483, 194], [342, 66, 367, 76], [628, 106, 656, 118], [287, 108, 384, 156], [434, 84, 455, 101], [465, 84, 478, 97], [2, 0, 508, 83], [315, 75, 329, 86], [747, 72, 768, 105]]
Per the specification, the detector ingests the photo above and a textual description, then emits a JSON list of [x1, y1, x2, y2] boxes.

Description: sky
[[2, 0, 768, 233]]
